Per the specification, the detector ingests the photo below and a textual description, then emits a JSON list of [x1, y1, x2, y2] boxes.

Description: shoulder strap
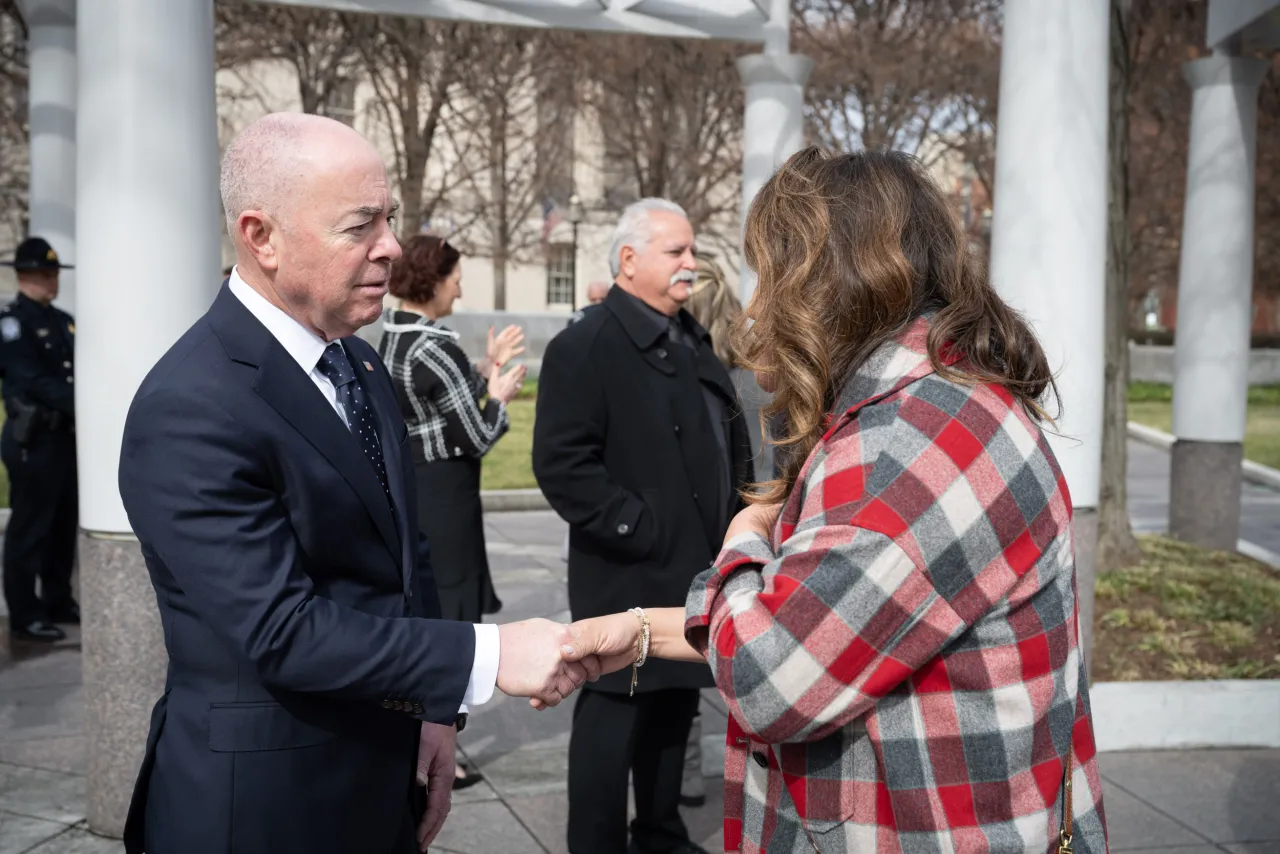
[[1058, 744, 1074, 853]]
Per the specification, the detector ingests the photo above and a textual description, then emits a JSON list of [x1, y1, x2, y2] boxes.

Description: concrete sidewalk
[[3, 508, 1279, 852], [2, 438, 1280, 851], [1126, 439, 1280, 564]]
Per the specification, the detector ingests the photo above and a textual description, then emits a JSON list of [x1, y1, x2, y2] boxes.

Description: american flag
[[540, 198, 563, 252]]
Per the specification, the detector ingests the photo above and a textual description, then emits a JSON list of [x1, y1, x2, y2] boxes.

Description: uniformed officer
[[0, 236, 78, 642]]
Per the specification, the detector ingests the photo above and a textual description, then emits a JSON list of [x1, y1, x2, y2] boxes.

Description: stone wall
[[1129, 343, 1280, 385], [356, 309, 576, 378], [358, 318, 1280, 387]]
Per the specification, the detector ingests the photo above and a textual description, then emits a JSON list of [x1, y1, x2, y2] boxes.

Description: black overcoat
[[533, 286, 754, 693]]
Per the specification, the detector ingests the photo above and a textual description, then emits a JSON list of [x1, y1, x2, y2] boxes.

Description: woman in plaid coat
[[563, 149, 1108, 853]]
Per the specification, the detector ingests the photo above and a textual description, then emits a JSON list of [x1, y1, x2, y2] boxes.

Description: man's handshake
[[494, 618, 603, 707]]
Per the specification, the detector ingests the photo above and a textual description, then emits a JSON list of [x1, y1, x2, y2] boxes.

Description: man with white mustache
[[533, 199, 755, 854]]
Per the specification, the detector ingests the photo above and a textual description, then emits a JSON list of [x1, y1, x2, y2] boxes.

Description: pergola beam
[[253, 0, 773, 41]]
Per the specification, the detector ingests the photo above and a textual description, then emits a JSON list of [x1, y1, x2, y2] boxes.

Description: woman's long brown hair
[[687, 253, 744, 369], [736, 147, 1056, 504]]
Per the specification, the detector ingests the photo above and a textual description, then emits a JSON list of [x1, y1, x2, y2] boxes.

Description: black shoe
[[452, 768, 485, 791], [10, 620, 67, 643], [670, 844, 712, 854], [47, 602, 80, 625], [628, 842, 711, 854]]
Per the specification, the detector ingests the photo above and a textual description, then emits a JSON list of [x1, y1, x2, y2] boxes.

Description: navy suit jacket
[[119, 285, 475, 854]]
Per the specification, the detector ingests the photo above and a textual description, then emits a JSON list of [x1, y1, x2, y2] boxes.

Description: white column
[[77, 0, 221, 534], [77, 0, 220, 836], [736, 0, 812, 304], [987, 0, 1108, 667], [1168, 53, 1268, 550], [988, 0, 1110, 510], [25, 0, 76, 312]]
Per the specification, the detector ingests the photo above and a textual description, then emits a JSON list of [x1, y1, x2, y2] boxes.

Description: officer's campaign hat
[[1, 236, 74, 271]]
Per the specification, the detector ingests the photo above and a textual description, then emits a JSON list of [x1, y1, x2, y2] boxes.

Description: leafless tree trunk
[[359, 17, 469, 241], [577, 34, 744, 254], [1098, 0, 1145, 572], [489, 101, 510, 309], [0, 0, 27, 240], [446, 28, 574, 308]]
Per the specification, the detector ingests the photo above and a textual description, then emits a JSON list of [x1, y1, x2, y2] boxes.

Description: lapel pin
[[363, 361, 374, 372]]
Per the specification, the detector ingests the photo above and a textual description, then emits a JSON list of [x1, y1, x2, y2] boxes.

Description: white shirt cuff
[[460, 623, 500, 711]]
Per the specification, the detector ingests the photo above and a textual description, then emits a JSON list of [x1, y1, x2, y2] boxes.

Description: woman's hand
[[566, 614, 643, 675], [488, 363, 526, 405], [723, 502, 783, 547], [526, 613, 639, 710], [532, 608, 708, 708], [486, 324, 526, 373]]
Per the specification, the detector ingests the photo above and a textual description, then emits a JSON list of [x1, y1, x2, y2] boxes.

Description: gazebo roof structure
[[257, 0, 780, 41]]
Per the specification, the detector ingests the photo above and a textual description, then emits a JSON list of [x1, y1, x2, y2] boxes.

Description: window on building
[[546, 243, 575, 306], [321, 76, 357, 126], [537, 79, 575, 204], [601, 136, 638, 210]]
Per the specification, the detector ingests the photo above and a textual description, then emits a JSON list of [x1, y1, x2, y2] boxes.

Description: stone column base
[[80, 531, 167, 838], [1169, 440, 1243, 551]]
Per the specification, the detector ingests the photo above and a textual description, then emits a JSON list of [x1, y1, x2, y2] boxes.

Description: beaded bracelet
[[628, 607, 651, 697]]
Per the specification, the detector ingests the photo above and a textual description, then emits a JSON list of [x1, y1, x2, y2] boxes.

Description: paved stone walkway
[[0, 440, 1278, 852], [1127, 439, 1280, 563]]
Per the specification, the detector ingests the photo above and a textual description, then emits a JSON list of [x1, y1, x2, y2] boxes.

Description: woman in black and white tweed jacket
[[377, 235, 526, 628]]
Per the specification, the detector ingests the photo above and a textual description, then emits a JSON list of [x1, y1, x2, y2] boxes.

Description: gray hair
[[608, 198, 690, 277], [219, 112, 336, 237]]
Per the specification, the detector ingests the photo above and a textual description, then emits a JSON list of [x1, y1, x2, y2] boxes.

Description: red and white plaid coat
[[685, 318, 1108, 853]]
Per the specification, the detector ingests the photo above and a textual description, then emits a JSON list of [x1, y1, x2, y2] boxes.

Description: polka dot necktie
[[316, 342, 392, 506]]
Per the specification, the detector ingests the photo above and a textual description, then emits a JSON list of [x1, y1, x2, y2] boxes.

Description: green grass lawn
[[480, 397, 538, 490], [474, 381, 1280, 494], [1128, 382, 1280, 470], [0, 380, 1268, 512], [1094, 534, 1280, 680], [479, 380, 539, 491]]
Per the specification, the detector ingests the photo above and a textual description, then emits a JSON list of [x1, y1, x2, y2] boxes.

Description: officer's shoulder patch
[[0, 316, 20, 342]]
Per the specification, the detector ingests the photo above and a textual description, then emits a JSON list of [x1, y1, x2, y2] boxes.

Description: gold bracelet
[[628, 607, 650, 697]]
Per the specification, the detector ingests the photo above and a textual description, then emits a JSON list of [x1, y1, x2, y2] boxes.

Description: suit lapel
[[252, 339, 402, 564]]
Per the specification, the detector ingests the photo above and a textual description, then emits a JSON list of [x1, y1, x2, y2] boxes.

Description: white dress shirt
[[229, 269, 499, 711]]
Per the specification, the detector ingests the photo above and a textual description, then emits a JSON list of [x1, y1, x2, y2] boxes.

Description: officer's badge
[[67, 322, 75, 334], [46, 249, 57, 262], [36, 327, 49, 337], [0, 317, 18, 342]]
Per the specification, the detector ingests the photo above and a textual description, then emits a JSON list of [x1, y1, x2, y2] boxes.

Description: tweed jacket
[[377, 309, 508, 464], [685, 318, 1108, 853]]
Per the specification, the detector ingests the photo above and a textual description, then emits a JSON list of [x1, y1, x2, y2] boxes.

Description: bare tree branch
[[0, 0, 28, 240], [355, 15, 473, 242], [444, 27, 577, 308], [577, 33, 745, 248], [215, 1, 362, 116]]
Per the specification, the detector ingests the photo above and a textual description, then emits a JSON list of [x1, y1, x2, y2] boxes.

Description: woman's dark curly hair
[[388, 234, 461, 304]]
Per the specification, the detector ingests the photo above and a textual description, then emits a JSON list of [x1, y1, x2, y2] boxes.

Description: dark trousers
[[2, 426, 78, 627], [568, 686, 701, 854]]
